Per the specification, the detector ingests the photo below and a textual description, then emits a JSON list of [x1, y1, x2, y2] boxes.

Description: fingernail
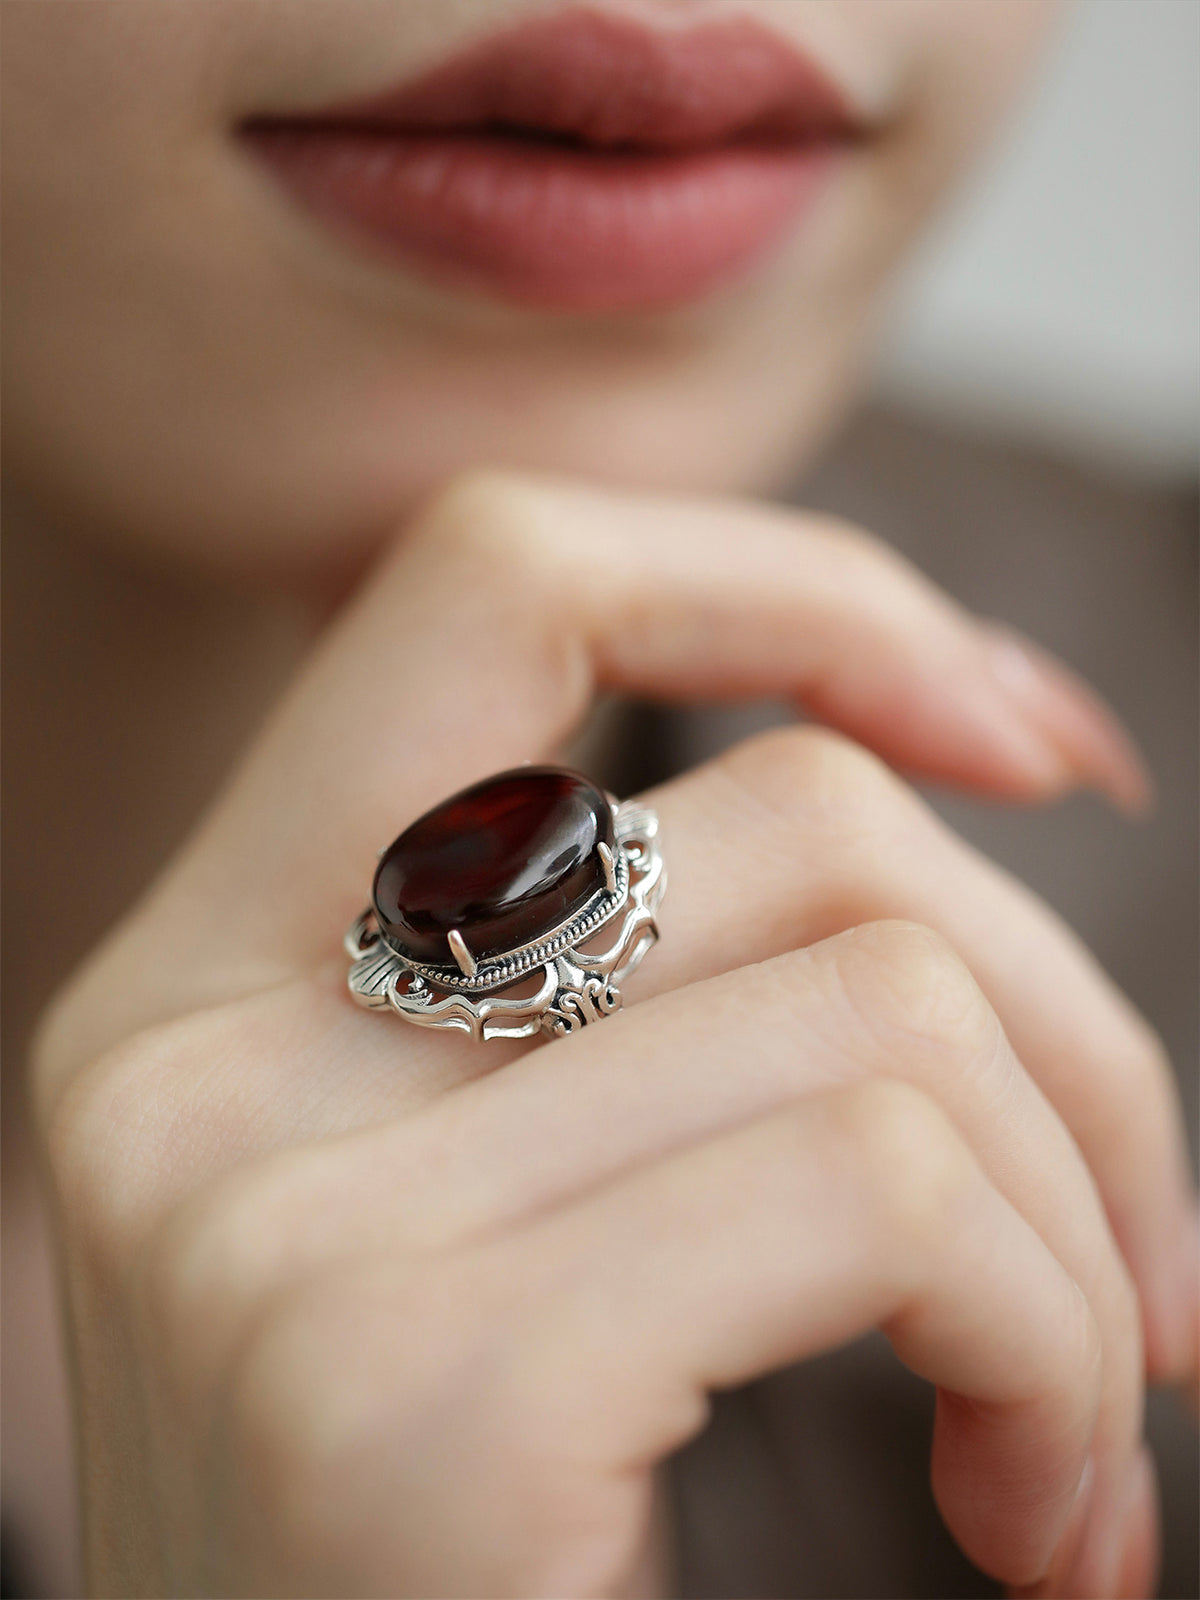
[[1021, 1453, 1095, 1597], [1061, 1450, 1154, 1599], [983, 628, 1154, 815], [1141, 1201, 1200, 1383], [1114, 1447, 1159, 1600], [961, 672, 1079, 797], [1171, 1204, 1200, 1387]]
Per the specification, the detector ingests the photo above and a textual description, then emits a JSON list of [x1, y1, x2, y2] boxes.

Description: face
[[2, 0, 1054, 587]]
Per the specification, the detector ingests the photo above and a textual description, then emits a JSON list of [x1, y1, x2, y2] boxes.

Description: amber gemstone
[[372, 767, 615, 966]]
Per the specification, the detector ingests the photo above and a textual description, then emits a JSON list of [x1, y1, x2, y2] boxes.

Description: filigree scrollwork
[[544, 966, 620, 1043]]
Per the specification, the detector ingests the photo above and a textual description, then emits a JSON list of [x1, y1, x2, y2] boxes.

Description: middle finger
[[640, 724, 1196, 1382]]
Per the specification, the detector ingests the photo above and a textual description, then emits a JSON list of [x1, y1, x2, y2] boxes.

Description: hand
[[36, 475, 1195, 1597]]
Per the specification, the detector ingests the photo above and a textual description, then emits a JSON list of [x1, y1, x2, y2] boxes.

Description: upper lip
[[240, 7, 858, 151]]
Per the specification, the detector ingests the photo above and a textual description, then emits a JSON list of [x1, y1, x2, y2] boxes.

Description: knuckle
[[807, 514, 894, 570], [137, 1145, 435, 1383], [29, 959, 141, 1127], [715, 725, 912, 839], [403, 470, 588, 711], [136, 1167, 296, 1378], [222, 1286, 356, 1562], [805, 514, 936, 600], [28, 983, 89, 1114], [410, 468, 559, 582], [827, 919, 1002, 1064], [225, 1256, 627, 1594], [1056, 1277, 1104, 1409], [225, 1261, 471, 1544], [37, 1002, 297, 1289], [803, 512, 934, 601], [1068, 1217, 1141, 1416], [230, 1288, 343, 1464], [837, 1079, 979, 1252], [38, 1031, 176, 1275]]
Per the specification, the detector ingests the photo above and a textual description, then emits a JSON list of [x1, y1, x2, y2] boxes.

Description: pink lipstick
[[240, 8, 858, 312]]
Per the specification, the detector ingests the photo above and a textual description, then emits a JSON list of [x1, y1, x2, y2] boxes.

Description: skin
[[1, 2, 1196, 1596], [3, 0, 1056, 582]]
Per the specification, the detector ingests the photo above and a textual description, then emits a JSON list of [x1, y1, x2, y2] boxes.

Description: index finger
[[120, 475, 1144, 979]]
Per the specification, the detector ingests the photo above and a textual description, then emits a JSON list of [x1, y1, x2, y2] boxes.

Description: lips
[[239, 8, 858, 312]]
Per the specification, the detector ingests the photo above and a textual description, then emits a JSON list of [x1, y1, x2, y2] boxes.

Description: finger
[[45, 473, 1149, 1078], [300, 1081, 1104, 1591], [140, 473, 1147, 968], [630, 727, 1197, 1383], [143, 925, 1145, 1593], [515, 1082, 1098, 1589]]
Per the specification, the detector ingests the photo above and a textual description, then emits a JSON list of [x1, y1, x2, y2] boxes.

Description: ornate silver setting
[[346, 798, 664, 1041]]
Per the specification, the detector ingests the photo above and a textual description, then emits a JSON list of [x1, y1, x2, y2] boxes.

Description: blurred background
[[650, 5, 1200, 1595], [873, 0, 1198, 477]]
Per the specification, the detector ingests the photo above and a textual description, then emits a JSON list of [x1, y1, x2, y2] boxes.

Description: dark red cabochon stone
[[372, 767, 614, 964]]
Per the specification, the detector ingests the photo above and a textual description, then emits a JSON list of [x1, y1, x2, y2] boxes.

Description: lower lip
[[243, 127, 840, 312]]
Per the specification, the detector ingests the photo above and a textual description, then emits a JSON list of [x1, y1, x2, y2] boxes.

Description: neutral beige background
[[873, 0, 1200, 475]]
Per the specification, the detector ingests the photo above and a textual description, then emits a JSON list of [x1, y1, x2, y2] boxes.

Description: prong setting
[[447, 928, 478, 978], [597, 840, 617, 894]]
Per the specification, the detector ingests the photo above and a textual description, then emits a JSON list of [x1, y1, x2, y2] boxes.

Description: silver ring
[[346, 765, 665, 1041]]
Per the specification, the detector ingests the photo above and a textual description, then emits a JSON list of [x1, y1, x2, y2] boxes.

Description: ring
[[346, 765, 665, 1041]]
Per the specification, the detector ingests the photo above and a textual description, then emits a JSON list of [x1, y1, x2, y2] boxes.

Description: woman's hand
[[35, 475, 1194, 1598]]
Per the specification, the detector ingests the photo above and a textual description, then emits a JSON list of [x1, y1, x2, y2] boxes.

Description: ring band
[[346, 765, 665, 1041]]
